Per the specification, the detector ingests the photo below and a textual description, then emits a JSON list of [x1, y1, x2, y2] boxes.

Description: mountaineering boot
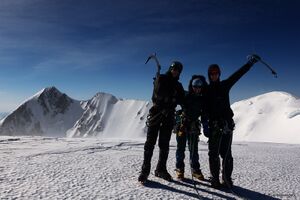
[[138, 172, 148, 184], [138, 147, 153, 184], [138, 160, 150, 185], [138, 166, 150, 185], [210, 177, 221, 189], [209, 157, 221, 188], [192, 169, 204, 181], [222, 157, 233, 189], [154, 169, 172, 181], [155, 149, 172, 181], [175, 168, 184, 180], [221, 177, 233, 189]]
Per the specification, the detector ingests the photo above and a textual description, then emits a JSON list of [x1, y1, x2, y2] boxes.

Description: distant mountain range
[[0, 87, 299, 143], [0, 87, 150, 138]]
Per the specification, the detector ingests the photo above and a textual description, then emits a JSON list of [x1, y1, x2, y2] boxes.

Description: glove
[[202, 121, 210, 138], [177, 124, 186, 137], [247, 54, 261, 65]]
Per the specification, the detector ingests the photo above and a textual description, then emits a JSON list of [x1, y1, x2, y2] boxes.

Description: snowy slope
[[67, 92, 150, 138], [0, 87, 150, 138], [0, 136, 299, 199], [232, 91, 300, 144], [1, 88, 299, 144], [0, 87, 84, 137]]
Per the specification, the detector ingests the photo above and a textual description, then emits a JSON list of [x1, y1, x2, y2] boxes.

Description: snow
[[66, 92, 150, 138], [0, 87, 84, 136], [232, 91, 300, 144], [0, 136, 299, 199], [1, 88, 299, 144], [0, 87, 151, 138], [1, 90, 300, 199]]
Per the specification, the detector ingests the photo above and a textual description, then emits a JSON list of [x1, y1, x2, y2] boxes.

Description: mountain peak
[[43, 86, 60, 93], [95, 91, 115, 97], [41, 86, 63, 96], [30, 86, 62, 100], [34, 86, 74, 116], [92, 92, 119, 103]]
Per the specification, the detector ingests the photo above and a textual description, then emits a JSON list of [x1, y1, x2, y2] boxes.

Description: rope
[[145, 110, 163, 127], [146, 107, 173, 127]]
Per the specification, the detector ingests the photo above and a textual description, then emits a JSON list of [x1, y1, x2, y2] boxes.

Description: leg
[[176, 133, 187, 171], [187, 133, 200, 171], [140, 124, 160, 176], [187, 132, 205, 180], [156, 117, 173, 171], [220, 132, 233, 187], [208, 127, 222, 187], [154, 115, 174, 181]]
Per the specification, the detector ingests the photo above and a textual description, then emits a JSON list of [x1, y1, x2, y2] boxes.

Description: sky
[[0, 0, 299, 112]]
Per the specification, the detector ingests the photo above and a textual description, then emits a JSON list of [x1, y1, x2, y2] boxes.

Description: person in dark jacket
[[174, 75, 208, 180], [138, 61, 185, 184], [205, 55, 260, 188]]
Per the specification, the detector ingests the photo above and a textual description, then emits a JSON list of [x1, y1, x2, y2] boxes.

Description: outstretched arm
[[226, 55, 260, 89], [226, 63, 252, 89]]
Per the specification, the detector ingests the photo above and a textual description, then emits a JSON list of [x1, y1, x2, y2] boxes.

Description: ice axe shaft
[[145, 53, 161, 78], [258, 59, 278, 78], [248, 54, 278, 78]]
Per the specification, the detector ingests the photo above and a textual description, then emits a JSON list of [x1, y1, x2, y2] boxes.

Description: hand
[[247, 54, 261, 65], [177, 124, 186, 137]]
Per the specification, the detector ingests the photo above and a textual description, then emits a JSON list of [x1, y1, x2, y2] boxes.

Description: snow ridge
[[67, 92, 150, 138], [0, 88, 300, 144], [232, 91, 300, 144], [0, 87, 150, 138]]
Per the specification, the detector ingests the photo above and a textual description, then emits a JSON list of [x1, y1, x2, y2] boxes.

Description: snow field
[[1, 136, 299, 199]]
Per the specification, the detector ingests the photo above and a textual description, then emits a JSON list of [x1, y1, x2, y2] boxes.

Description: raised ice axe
[[145, 53, 161, 79], [247, 54, 278, 78]]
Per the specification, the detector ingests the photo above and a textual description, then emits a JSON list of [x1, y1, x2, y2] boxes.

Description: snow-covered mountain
[[0, 88, 299, 143], [66, 92, 150, 138], [0, 87, 150, 138], [0, 87, 84, 137], [232, 91, 300, 144]]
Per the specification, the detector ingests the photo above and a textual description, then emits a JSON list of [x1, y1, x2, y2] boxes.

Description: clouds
[[0, 0, 299, 112], [0, 0, 297, 72], [0, 0, 295, 73], [0, 1, 269, 55]]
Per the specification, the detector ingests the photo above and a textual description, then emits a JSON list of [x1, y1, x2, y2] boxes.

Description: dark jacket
[[184, 75, 207, 122], [206, 63, 252, 121], [151, 71, 185, 110]]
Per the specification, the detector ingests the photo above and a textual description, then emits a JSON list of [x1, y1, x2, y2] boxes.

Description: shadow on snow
[[143, 178, 280, 200]]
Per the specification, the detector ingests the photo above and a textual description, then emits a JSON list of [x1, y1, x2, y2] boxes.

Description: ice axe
[[259, 59, 278, 78], [145, 53, 161, 78], [247, 54, 278, 78]]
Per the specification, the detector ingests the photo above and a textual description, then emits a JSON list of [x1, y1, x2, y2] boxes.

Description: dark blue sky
[[0, 0, 299, 112]]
